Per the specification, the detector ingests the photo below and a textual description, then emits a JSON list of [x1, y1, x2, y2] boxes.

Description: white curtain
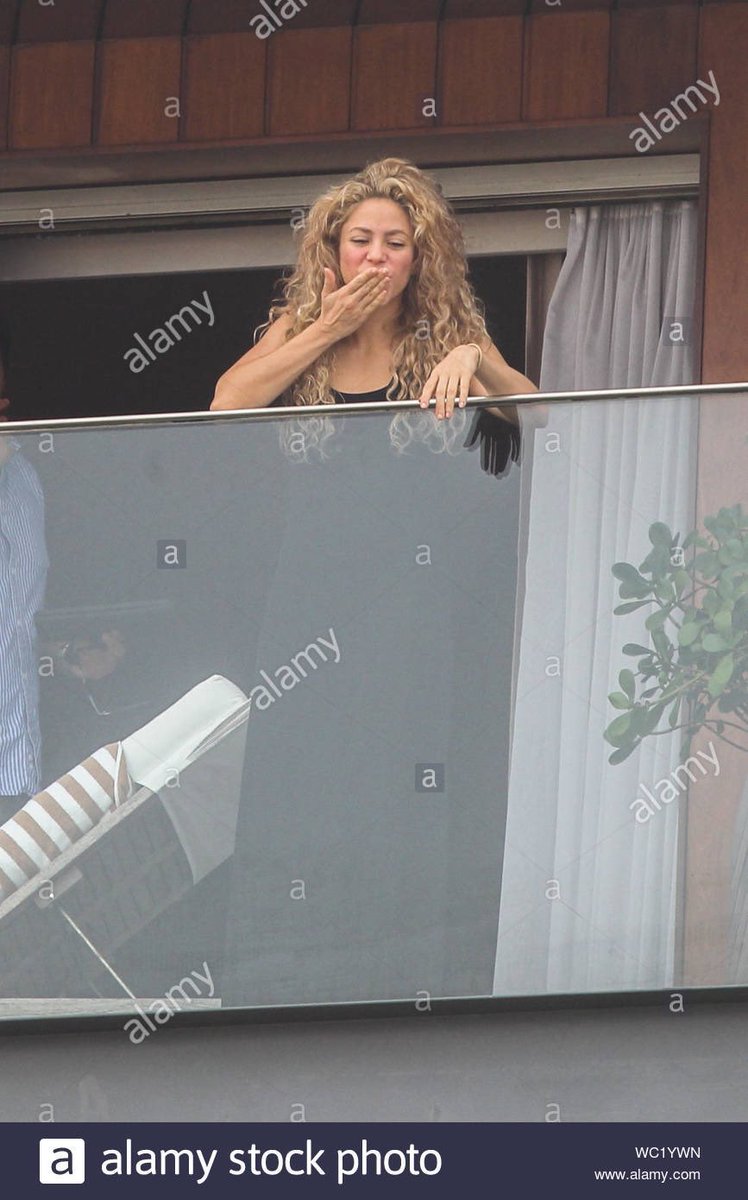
[[494, 201, 699, 994]]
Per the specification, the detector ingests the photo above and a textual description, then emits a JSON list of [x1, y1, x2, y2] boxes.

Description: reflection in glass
[[0, 393, 745, 1022], [0, 408, 520, 1016]]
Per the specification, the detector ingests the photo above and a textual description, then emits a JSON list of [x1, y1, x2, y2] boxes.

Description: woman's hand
[[418, 344, 481, 420], [317, 266, 391, 344]]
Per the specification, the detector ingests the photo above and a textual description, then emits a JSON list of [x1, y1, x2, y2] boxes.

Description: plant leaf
[[673, 569, 692, 596], [619, 559, 648, 583], [649, 522, 673, 547], [708, 653, 735, 698], [605, 712, 633, 746], [608, 742, 639, 765], [635, 702, 666, 735], [655, 580, 675, 604], [645, 608, 668, 632], [678, 622, 701, 647], [702, 633, 732, 653], [695, 551, 720, 577], [652, 630, 671, 660]]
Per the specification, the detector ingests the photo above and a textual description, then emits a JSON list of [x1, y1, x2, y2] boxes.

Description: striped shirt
[[0, 439, 48, 796]]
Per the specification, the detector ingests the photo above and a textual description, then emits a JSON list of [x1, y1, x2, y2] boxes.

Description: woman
[[216, 161, 534, 1006], [211, 156, 538, 474]]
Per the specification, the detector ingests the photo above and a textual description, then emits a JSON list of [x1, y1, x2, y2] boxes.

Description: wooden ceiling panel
[[0, 0, 18, 44], [248, 0, 360, 28], [102, 0, 188, 39], [16, 0, 101, 43], [358, 0, 441, 21], [10, 41, 94, 147], [268, 26, 352, 135], [352, 22, 438, 131], [443, 1, 525, 15], [183, 33, 266, 141], [523, 10, 609, 119], [528, 0, 613, 9], [97, 37, 182, 143], [610, 4, 698, 116], [290, 0, 357, 25], [188, 0, 253, 34], [440, 16, 523, 125], [617, 0, 698, 6]]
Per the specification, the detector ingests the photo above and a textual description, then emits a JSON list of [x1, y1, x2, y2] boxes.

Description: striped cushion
[[0, 743, 131, 901]]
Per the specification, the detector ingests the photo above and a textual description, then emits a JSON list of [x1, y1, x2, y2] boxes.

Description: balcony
[[0, 382, 746, 1030]]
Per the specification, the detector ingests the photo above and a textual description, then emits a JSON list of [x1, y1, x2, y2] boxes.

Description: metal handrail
[[1, 380, 746, 433]]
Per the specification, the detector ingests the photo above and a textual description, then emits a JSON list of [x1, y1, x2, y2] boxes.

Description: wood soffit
[[2, 0, 732, 43]]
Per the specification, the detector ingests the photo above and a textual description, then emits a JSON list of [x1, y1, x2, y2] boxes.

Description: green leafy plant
[[604, 505, 748, 764]]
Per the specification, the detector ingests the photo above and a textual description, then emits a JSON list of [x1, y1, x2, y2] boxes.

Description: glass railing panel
[[0, 387, 745, 1025]]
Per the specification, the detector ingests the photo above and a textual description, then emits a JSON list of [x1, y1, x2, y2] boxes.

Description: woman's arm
[[469, 373, 518, 425], [210, 313, 337, 410], [419, 339, 540, 423], [210, 267, 392, 411], [473, 340, 537, 424]]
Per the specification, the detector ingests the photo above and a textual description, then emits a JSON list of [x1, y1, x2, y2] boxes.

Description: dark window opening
[[0, 255, 527, 422]]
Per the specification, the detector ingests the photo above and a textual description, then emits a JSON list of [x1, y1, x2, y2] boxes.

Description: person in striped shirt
[[0, 335, 49, 826]]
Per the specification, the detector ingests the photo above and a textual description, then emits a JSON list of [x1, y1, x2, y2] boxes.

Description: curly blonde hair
[[254, 157, 492, 461]]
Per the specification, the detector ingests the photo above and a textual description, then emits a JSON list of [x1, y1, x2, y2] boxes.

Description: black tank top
[[269, 381, 393, 408], [331, 381, 393, 404]]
